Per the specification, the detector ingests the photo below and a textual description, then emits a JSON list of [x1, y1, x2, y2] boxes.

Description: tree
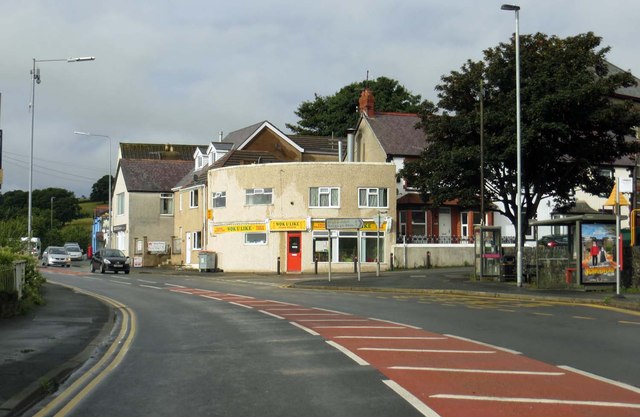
[[90, 174, 114, 203], [286, 76, 425, 137], [401, 32, 640, 241]]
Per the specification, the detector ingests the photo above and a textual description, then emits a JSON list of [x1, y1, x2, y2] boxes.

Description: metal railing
[[397, 234, 517, 245]]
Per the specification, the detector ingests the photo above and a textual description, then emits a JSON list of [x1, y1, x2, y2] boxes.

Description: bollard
[[426, 251, 431, 269], [390, 253, 394, 271], [314, 256, 318, 275], [277, 256, 281, 275], [353, 256, 358, 273]]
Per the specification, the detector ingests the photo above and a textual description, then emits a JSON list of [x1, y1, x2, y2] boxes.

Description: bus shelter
[[474, 226, 502, 279], [530, 214, 622, 287]]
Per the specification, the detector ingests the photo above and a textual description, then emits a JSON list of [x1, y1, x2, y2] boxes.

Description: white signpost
[[325, 218, 364, 282]]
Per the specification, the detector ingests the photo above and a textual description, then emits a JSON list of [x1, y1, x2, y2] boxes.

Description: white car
[[64, 243, 83, 261], [42, 246, 71, 268]]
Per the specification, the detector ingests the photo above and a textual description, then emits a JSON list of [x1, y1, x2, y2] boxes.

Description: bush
[[0, 247, 46, 317]]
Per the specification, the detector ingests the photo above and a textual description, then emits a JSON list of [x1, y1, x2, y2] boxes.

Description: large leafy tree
[[90, 174, 114, 203], [401, 32, 640, 241], [287, 76, 425, 137]]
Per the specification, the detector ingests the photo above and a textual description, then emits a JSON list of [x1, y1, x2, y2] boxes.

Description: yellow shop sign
[[312, 220, 387, 231], [213, 223, 267, 234], [269, 219, 307, 232]]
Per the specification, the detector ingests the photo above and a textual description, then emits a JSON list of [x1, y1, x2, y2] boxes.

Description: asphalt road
[[34, 270, 640, 416]]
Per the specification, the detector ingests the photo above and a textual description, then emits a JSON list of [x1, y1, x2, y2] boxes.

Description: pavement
[[1, 263, 639, 416]]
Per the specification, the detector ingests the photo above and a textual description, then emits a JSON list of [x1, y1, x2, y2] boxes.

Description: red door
[[287, 232, 302, 272]]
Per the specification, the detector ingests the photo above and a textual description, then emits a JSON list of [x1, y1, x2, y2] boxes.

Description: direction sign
[[325, 218, 364, 230]]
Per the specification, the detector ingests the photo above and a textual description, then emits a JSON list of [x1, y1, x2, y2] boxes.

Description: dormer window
[[195, 155, 204, 170]]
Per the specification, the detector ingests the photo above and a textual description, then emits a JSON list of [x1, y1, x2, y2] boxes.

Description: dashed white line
[[164, 283, 186, 288], [314, 326, 406, 329], [226, 293, 254, 299], [298, 319, 369, 322], [200, 295, 222, 301], [559, 365, 640, 394], [370, 318, 421, 329], [260, 310, 284, 320], [137, 279, 157, 284], [283, 313, 342, 316], [358, 347, 495, 354], [326, 341, 369, 366], [428, 394, 640, 409], [383, 380, 441, 417], [290, 322, 319, 336], [139, 285, 163, 290], [445, 334, 522, 355], [229, 302, 252, 309], [110, 280, 131, 285], [389, 366, 564, 376], [334, 336, 447, 340], [314, 307, 350, 315]]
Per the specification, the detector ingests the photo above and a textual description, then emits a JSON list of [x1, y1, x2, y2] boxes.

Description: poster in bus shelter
[[581, 223, 616, 284]]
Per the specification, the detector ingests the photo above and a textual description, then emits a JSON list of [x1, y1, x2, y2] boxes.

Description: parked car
[[42, 246, 71, 268], [537, 234, 568, 247], [91, 249, 131, 274], [63, 243, 83, 261]]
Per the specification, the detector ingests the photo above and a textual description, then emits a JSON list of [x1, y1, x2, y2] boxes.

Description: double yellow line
[[35, 284, 136, 417]]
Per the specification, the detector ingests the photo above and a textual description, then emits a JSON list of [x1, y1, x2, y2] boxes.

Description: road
[[33, 269, 640, 416]]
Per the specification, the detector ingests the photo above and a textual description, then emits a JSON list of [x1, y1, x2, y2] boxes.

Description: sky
[[1, 0, 640, 198]]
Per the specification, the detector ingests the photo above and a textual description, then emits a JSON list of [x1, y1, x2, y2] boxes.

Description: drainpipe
[[346, 128, 355, 162]]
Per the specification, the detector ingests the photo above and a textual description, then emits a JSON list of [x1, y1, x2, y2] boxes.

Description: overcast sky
[[1, 0, 639, 198]]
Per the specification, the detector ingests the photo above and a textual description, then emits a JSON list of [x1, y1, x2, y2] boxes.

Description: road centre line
[[137, 279, 157, 284], [259, 310, 285, 319], [282, 313, 342, 316], [290, 322, 319, 336], [267, 308, 315, 311], [164, 283, 186, 288], [226, 293, 254, 298], [200, 295, 222, 301], [559, 365, 640, 394], [314, 325, 406, 329], [110, 280, 131, 285], [572, 315, 596, 320], [389, 366, 565, 376], [334, 336, 447, 340], [265, 300, 298, 305], [620, 320, 640, 325], [229, 301, 252, 309], [370, 318, 421, 329], [382, 380, 441, 417], [359, 347, 496, 354], [326, 341, 369, 366], [139, 284, 163, 290], [445, 334, 522, 355], [298, 319, 369, 322], [428, 394, 640, 409]]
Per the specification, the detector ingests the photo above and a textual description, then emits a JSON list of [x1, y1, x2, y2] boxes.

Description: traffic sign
[[325, 218, 364, 229]]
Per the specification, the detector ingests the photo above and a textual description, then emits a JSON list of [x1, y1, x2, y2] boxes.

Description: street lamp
[[376, 210, 388, 277], [50, 196, 55, 229], [74, 131, 112, 249], [27, 56, 95, 252], [501, 4, 523, 287]]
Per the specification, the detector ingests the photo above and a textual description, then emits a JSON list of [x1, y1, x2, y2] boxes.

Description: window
[[116, 193, 125, 215], [245, 233, 267, 245], [358, 188, 388, 208], [212, 191, 226, 208], [190, 189, 199, 208], [192, 231, 202, 249], [411, 210, 426, 235], [361, 232, 385, 263], [160, 193, 174, 215], [246, 188, 273, 205], [399, 210, 407, 235], [309, 187, 340, 208]]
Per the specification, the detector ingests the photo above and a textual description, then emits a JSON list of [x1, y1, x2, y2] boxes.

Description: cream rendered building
[[207, 161, 396, 273]]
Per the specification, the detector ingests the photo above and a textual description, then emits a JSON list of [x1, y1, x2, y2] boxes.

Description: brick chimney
[[359, 87, 375, 117]]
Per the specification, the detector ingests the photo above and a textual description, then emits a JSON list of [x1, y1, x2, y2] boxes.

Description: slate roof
[[120, 159, 194, 192], [212, 150, 282, 168], [222, 121, 268, 147], [120, 143, 206, 160], [288, 135, 342, 154], [608, 61, 640, 101], [364, 112, 427, 157]]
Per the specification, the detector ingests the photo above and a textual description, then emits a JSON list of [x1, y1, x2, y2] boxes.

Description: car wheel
[[91, 263, 95, 273], [125, 270, 130, 275], [114, 270, 118, 274], [66, 264, 71, 268], [101, 264, 106, 274]]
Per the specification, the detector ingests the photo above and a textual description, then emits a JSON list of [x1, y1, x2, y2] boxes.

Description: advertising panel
[[581, 223, 616, 284]]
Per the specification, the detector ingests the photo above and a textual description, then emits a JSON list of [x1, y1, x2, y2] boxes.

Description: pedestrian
[[590, 240, 599, 266]]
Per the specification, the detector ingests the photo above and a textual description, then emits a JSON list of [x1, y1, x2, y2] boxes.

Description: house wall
[[128, 192, 175, 265], [243, 130, 302, 161], [172, 186, 206, 268], [393, 244, 475, 268], [112, 173, 130, 255], [355, 123, 387, 163], [207, 162, 397, 273]]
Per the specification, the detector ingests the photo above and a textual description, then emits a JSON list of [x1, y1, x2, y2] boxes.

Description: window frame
[[245, 188, 273, 206], [190, 189, 199, 208], [309, 186, 340, 208], [160, 193, 174, 215], [212, 191, 226, 208], [244, 232, 268, 245], [358, 187, 389, 208]]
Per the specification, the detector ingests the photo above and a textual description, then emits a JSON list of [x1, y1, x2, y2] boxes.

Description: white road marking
[[619, 320, 640, 326], [265, 300, 298, 305], [229, 302, 252, 309], [445, 334, 522, 355], [164, 283, 186, 288], [383, 380, 441, 417], [314, 307, 350, 315], [290, 322, 319, 336], [139, 285, 163, 290], [390, 366, 564, 376], [370, 318, 421, 329], [283, 313, 342, 316], [559, 366, 640, 394], [429, 394, 640, 409], [226, 293, 254, 299], [260, 310, 284, 320], [326, 341, 369, 366], [314, 326, 406, 329], [200, 295, 222, 301], [137, 279, 157, 284], [359, 347, 495, 354], [334, 336, 448, 340], [298, 319, 369, 322], [110, 280, 131, 285]]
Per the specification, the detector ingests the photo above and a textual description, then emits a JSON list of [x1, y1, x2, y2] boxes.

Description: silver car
[[42, 246, 71, 268], [63, 243, 83, 261]]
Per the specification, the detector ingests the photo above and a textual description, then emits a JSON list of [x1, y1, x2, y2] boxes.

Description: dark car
[[537, 234, 568, 247], [91, 249, 131, 274]]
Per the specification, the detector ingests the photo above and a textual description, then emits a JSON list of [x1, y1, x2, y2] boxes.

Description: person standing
[[590, 240, 599, 266]]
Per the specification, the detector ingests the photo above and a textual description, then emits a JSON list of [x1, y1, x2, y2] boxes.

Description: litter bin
[[500, 255, 516, 281], [198, 251, 217, 272]]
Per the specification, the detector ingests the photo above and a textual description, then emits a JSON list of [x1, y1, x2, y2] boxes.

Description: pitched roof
[[120, 143, 206, 160], [212, 150, 282, 168], [288, 135, 343, 154], [120, 159, 194, 192], [607, 61, 640, 101], [222, 121, 267, 147], [363, 112, 427, 156]]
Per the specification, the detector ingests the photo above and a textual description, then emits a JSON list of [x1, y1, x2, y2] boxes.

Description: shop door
[[287, 232, 302, 272]]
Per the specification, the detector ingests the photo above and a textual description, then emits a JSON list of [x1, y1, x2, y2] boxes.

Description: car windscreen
[[65, 245, 81, 252], [103, 249, 125, 257], [50, 248, 67, 254]]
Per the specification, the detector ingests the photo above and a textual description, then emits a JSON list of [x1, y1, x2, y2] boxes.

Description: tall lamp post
[[50, 196, 55, 229], [28, 57, 95, 251], [75, 131, 112, 249], [501, 4, 523, 287]]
